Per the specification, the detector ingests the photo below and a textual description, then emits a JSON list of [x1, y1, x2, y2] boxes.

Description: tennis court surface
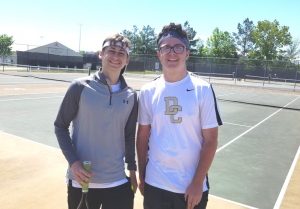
[[0, 71, 299, 209]]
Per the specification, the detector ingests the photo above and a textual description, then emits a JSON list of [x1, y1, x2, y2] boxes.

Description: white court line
[[126, 77, 154, 81], [223, 122, 252, 128], [217, 92, 237, 97], [0, 95, 63, 102], [0, 82, 40, 84], [0, 130, 59, 151], [273, 145, 300, 209], [1, 91, 63, 96], [217, 96, 300, 153], [210, 194, 259, 209]]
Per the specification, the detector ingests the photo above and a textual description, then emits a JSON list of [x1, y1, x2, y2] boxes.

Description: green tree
[[136, 25, 156, 54], [122, 25, 156, 54], [196, 39, 208, 57], [251, 19, 292, 60], [206, 28, 237, 58], [121, 25, 140, 54], [233, 18, 255, 56], [284, 39, 300, 61], [183, 21, 199, 55], [0, 34, 14, 64]]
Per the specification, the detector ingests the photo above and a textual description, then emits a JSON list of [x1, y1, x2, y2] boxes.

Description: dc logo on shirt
[[164, 97, 182, 123]]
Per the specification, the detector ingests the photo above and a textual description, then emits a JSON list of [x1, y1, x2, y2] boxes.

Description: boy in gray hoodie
[[54, 34, 137, 209]]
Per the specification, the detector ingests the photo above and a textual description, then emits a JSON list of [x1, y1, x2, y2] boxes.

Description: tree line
[[121, 18, 300, 62], [1, 18, 300, 63]]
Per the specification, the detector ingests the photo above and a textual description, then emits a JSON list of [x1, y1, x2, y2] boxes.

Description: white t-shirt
[[138, 72, 222, 193]]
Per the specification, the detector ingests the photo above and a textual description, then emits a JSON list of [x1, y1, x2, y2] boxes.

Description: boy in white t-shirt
[[137, 23, 223, 209]]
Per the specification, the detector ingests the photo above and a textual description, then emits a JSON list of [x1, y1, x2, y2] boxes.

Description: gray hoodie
[[54, 71, 137, 183]]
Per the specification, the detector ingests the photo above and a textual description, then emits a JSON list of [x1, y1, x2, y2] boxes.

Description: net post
[[294, 71, 298, 91], [263, 60, 267, 86], [234, 64, 238, 84], [209, 59, 212, 82], [233, 71, 236, 84]]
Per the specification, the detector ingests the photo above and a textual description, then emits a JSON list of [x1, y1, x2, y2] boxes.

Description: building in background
[[16, 42, 83, 68]]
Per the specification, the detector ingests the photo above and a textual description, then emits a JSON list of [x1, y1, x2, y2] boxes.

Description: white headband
[[102, 41, 130, 55]]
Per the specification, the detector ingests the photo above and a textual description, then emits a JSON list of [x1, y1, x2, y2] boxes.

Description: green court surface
[[0, 72, 299, 209]]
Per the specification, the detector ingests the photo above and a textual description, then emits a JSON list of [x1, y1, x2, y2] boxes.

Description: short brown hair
[[102, 34, 131, 49]]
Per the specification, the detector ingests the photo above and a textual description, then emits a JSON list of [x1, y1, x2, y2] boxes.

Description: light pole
[[39, 35, 44, 46], [79, 24, 82, 53]]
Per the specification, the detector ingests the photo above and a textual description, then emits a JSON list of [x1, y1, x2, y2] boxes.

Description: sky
[[1, 0, 300, 52]]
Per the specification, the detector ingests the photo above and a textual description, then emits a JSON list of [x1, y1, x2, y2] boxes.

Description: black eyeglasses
[[159, 44, 185, 55]]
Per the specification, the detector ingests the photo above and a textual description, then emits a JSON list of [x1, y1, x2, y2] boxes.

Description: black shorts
[[144, 183, 208, 209], [67, 180, 134, 209]]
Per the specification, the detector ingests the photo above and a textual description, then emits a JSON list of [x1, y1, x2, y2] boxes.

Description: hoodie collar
[[95, 69, 128, 90]]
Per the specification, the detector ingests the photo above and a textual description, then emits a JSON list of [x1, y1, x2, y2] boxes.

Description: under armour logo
[[164, 97, 182, 123]]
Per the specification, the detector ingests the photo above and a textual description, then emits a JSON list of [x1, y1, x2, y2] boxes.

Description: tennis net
[[214, 84, 300, 111], [1, 64, 299, 111]]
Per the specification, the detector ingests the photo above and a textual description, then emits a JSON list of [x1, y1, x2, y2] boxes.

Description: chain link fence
[[1, 53, 300, 90], [127, 55, 300, 87]]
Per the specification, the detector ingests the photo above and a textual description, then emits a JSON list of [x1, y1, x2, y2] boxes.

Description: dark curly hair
[[156, 23, 189, 47]]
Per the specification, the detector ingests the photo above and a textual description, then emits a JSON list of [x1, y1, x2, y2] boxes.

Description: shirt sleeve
[[200, 84, 223, 129], [54, 80, 84, 166], [138, 88, 152, 125], [124, 92, 138, 171]]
